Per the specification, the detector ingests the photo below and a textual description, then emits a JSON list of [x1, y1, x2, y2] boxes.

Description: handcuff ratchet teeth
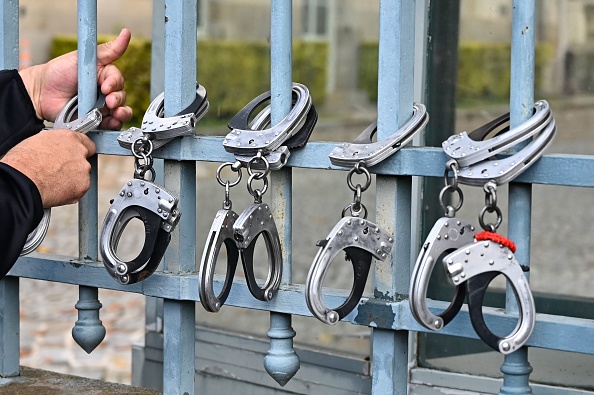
[[442, 100, 552, 167], [409, 217, 475, 330], [329, 102, 428, 167], [223, 82, 315, 157], [305, 216, 394, 325], [117, 83, 209, 150], [443, 240, 536, 354], [21, 93, 106, 256], [100, 179, 180, 285]]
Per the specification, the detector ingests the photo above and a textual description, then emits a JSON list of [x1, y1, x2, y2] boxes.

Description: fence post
[[162, 1, 198, 394], [264, 0, 300, 387], [499, 1, 535, 394], [72, 0, 106, 355], [371, 1, 415, 394], [0, 0, 20, 378]]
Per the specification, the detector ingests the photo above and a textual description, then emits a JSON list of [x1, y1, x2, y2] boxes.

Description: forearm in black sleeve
[[0, 69, 45, 155], [0, 69, 45, 278], [0, 163, 43, 279]]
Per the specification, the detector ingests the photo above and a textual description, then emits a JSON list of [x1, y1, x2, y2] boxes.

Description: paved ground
[[16, 97, 594, 385], [0, 366, 159, 394]]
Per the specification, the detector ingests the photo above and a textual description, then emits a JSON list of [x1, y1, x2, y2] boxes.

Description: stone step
[[0, 366, 160, 395]]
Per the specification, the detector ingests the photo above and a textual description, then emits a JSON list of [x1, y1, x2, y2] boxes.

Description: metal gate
[[2, 1, 594, 394]]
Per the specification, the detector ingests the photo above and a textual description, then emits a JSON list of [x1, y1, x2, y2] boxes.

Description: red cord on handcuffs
[[475, 231, 517, 253]]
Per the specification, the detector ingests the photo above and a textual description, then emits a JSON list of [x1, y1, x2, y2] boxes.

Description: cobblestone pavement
[[17, 98, 594, 385]]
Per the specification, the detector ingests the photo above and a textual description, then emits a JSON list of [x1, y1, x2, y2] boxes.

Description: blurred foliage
[[51, 36, 151, 126], [359, 41, 553, 105], [358, 41, 379, 103], [51, 36, 327, 127]]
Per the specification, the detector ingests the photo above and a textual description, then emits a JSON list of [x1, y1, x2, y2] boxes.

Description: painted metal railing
[[1, 1, 594, 394]]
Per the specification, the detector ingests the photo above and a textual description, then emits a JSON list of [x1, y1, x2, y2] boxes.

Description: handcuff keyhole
[[144, 188, 149, 195], [363, 226, 369, 235]]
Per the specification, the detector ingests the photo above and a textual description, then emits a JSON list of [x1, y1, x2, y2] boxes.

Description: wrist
[[18, 66, 45, 121]]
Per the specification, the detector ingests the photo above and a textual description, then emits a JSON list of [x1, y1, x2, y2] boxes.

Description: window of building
[[303, 0, 329, 37]]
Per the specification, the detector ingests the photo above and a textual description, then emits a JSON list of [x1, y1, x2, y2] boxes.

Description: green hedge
[[359, 41, 552, 105], [51, 37, 327, 126]]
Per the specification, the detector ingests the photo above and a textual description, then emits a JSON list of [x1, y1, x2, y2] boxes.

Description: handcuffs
[[198, 83, 317, 312], [21, 94, 106, 256], [410, 100, 556, 353], [100, 84, 208, 284], [442, 100, 556, 186], [305, 104, 428, 324], [224, 82, 317, 170]]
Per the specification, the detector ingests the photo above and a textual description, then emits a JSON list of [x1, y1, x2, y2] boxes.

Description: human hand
[[0, 129, 96, 208], [19, 29, 133, 130]]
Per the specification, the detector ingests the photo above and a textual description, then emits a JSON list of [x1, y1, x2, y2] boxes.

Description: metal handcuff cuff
[[21, 94, 106, 256], [198, 83, 317, 312], [442, 99, 555, 185], [305, 104, 428, 325], [224, 82, 317, 170], [410, 101, 556, 354], [100, 84, 209, 285]]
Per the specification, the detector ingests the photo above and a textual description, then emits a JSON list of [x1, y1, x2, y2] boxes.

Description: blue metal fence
[[1, 1, 594, 394]]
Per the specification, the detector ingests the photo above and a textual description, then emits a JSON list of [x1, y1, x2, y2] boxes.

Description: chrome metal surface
[[100, 179, 180, 284], [305, 216, 393, 325], [409, 217, 475, 330], [443, 240, 535, 354], [329, 103, 428, 168], [223, 83, 311, 156]]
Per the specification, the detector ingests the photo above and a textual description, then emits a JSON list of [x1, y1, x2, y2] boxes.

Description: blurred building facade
[[17, 0, 594, 98]]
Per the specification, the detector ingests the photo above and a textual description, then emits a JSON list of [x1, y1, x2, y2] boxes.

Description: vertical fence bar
[[0, 0, 20, 378], [372, 1, 415, 394], [162, 1, 198, 394], [76, 0, 98, 253], [499, 1, 535, 394], [140, 0, 165, 383], [264, 0, 300, 387], [0, 0, 18, 69], [71, 0, 105, 355]]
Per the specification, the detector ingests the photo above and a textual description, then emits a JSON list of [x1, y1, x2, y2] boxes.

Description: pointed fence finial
[[72, 286, 106, 354]]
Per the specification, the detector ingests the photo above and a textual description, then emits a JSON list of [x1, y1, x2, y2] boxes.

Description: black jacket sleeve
[[0, 163, 44, 278], [0, 69, 45, 155], [0, 69, 45, 279]]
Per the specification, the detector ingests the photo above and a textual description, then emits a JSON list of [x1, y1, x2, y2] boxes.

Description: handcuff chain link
[[132, 136, 156, 182], [346, 161, 372, 192], [246, 151, 270, 203], [439, 160, 464, 217], [247, 173, 268, 203], [478, 180, 503, 232], [216, 161, 243, 210], [342, 161, 371, 219], [246, 150, 271, 179]]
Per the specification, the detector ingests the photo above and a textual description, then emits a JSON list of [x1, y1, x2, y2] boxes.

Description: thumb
[[97, 28, 131, 66]]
